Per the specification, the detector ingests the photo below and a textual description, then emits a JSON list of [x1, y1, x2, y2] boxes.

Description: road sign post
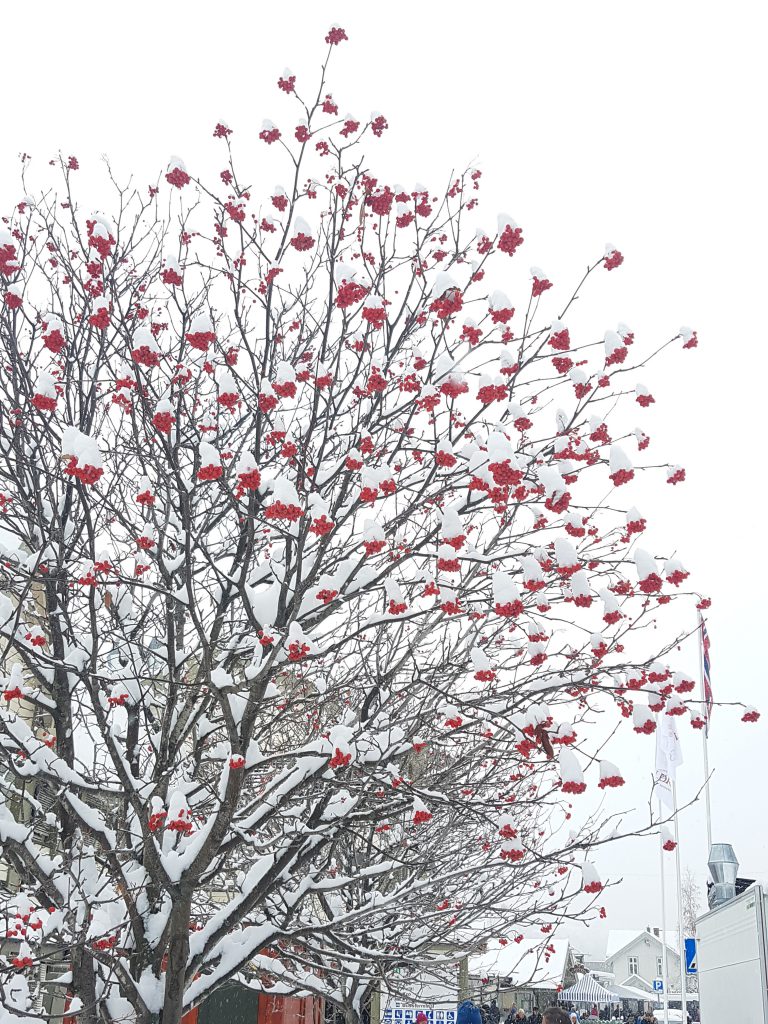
[[684, 937, 698, 975]]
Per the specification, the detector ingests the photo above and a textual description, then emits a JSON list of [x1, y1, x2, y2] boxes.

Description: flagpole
[[673, 782, 688, 1023], [659, 800, 670, 1024], [698, 613, 713, 854]]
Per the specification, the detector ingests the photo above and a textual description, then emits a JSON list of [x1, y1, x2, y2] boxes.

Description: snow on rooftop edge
[[468, 938, 569, 990]]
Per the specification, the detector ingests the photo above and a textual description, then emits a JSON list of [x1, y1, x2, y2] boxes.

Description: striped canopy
[[558, 974, 616, 1005]]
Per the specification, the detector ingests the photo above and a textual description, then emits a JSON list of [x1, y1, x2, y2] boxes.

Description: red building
[[183, 988, 323, 1024]]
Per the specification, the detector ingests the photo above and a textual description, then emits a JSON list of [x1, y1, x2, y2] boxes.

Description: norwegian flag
[[701, 614, 713, 735]]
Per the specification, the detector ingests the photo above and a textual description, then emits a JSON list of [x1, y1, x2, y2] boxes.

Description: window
[[657, 956, 664, 976], [628, 956, 639, 976]]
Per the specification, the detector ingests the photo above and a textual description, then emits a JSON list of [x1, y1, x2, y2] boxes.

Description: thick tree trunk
[[161, 898, 192, 1024], [71, 946, 99, 1024]]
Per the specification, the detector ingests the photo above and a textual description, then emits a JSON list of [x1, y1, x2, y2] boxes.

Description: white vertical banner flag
[[654, 712, 684, 809]]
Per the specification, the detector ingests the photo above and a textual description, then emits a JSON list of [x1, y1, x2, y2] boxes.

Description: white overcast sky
[[2, 0, 766, 954]]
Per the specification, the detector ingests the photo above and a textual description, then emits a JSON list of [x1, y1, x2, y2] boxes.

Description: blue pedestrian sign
[[652, 979, 664, 993], [684, 937, 698, 975]]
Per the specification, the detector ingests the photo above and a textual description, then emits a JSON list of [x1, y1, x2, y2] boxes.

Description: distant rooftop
[[469, 938, 569, 990], [604, 928, 679, 960]]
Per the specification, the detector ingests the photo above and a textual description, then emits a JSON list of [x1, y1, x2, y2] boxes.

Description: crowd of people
[[459, 999, 697, 1024], [552, 1007, 698, 1024], [473, 999, 636, 1024]]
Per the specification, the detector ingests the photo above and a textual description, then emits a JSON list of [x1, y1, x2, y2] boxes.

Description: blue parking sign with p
[[684, 937, 697, 974]]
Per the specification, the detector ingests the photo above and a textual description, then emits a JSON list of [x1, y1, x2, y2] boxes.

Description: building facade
[[585, 928, 683, 997]]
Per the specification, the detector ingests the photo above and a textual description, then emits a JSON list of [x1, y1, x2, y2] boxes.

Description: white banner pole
[[698, 613, 713, 855], [659, 800, 670, 1024], [673, 782, 688, 1022]]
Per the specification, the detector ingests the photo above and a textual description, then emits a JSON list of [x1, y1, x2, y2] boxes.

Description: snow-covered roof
[[605, 929, 678, 960], [609, 982, 655, 1000], [622, 974, 653, 992], [469, 939, 569, 990]]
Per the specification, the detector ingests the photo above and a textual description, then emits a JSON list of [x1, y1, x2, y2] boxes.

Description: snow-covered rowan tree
[[0, 24, 737, 1024], [680, 867, 702, 940]]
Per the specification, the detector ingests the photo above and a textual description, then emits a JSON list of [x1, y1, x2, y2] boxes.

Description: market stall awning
[[558, 974, 615, 1005]]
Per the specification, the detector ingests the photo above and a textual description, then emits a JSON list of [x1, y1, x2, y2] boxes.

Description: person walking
[[457, 1001, 483, 1024]]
